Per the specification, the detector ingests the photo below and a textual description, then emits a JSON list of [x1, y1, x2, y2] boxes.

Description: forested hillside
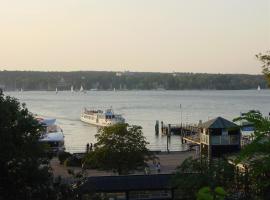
[[0, 71, 267, 91]]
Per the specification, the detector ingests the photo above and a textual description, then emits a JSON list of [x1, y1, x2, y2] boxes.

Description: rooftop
[[200, 117, 239, 129], [79, 174, 174, 193]]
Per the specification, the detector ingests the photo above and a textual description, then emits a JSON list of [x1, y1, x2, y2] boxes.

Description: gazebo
[[199, 117, 241, 157]]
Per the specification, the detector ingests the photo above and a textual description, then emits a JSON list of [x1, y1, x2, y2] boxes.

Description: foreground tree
[[256, 51, 270, 85], [234, 111, 270, 199], [172, 157, 238, 200], [0, 91, 74, 200], [84, 124, 153, 175]]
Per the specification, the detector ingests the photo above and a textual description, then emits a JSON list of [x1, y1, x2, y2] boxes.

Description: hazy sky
[[0, 0, 269, 73]]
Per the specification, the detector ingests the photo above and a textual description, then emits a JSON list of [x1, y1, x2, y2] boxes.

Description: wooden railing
[[201, 134, 239, 145]]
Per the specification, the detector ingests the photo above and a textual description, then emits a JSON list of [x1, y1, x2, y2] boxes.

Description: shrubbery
[[58, 151, 72, 164], [63, 154, 82, 167]]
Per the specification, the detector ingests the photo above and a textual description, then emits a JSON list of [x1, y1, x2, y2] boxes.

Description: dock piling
[[155, 120, 159, 135], [161, 121, 164, 134]]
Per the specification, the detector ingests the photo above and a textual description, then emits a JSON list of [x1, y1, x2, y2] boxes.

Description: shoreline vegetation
[[0, 70, 267, 91]]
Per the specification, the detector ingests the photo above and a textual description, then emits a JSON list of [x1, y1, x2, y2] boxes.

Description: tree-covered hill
[[0, 70, 267, 91]]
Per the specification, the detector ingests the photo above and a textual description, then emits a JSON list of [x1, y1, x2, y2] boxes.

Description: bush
[[58, 151, 72, 164], [63, 155, 82, 167], [83, 152, 100, 169]]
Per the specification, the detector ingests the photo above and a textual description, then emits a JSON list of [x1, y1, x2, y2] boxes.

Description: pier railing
[[201, 134, 239, 145]]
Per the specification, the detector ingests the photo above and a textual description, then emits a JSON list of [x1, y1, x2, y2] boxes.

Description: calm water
[[6, 90, 270, 152]]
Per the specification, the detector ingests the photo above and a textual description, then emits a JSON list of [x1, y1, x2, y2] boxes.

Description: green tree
[[0, 91, 75, 200], [256, 51, 270, 86], [197, 186, 226, 200], [84, 124, 153, 175], [234, 110, 270, 199], [172, 157, 235, 200]]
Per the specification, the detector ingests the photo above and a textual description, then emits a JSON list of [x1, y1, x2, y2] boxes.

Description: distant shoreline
[[4, 89, 269, 92], [0, 71, 267, 91]]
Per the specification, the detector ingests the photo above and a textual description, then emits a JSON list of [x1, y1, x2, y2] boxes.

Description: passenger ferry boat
[[80, 108, 125, 127], [36, 117, 65, 153]]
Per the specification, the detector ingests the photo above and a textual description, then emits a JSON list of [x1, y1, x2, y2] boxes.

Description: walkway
[[50, 151, 195, 179]]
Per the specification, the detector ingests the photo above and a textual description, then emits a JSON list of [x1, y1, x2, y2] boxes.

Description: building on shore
[[181, 117, 241, 158], [78, 174, 175, 200], [199, 117, 241, 157]]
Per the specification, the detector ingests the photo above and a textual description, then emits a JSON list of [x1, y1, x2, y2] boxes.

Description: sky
[[0, 0, 269, 74]]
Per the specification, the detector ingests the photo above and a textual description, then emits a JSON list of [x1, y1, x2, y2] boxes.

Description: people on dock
[[90, 143, 93, 151], [86, 143, 94, 153], [86, 143, 90, 153], [156, 162, 161, 173]]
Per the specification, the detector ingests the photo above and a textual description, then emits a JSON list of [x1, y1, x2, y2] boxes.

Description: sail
[[71, 85, 74, 92], [80, 85, 83, 92], [257, 85, 261, 91], [56, 88, 58, 93]]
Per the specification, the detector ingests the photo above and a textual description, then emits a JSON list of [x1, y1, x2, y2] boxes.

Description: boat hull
[[80, 108, 125, 127], [80, 115, 124, 127]]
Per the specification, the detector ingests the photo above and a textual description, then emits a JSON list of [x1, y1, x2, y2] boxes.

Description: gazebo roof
[[200, 117, 239, 129]]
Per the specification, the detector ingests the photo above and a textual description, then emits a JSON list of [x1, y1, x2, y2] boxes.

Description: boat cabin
[[105, 109, 115, 119], [37, 117, 65, 154], [39, 131, 65, 153]]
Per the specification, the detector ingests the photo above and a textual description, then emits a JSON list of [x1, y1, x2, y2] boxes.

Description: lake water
[[6, 90, 270, 152]]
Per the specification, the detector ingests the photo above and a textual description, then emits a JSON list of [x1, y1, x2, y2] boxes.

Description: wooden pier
[[161, 122, 199, 136], [158, 117, 242, 158], [159, 122, 201, 151]]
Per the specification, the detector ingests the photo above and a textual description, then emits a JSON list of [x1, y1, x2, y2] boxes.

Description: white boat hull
[[80, 114, 124, 127]]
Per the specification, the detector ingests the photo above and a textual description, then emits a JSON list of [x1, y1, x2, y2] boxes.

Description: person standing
[[90, 143, 93, 151], [86, 143, 89, 153], [157, 162, 161, 173]]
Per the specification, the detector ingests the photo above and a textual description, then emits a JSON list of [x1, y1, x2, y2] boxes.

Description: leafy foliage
[[172, 157, 236, 200], [84, 124, 153, 174], [58, 151, 72, 164], [0, 91, 76, 200], [197, 186, 226, 200], [256, 51, 270, 86], [234, 110, 270, 198]]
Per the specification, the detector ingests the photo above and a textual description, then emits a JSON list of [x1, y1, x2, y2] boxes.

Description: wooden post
[[167, 124, 171, 153], [208, 129, 212, 159], [155, 120, 159, 135]]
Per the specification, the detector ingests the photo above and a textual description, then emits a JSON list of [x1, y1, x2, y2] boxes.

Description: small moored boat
[[36, 117, 65, 153]]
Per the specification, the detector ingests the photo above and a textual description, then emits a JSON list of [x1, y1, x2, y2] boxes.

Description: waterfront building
[[78, 174, 175, 200], [199, 117, 241, 157]]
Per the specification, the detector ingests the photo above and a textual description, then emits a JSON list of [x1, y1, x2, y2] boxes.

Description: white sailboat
[[55, 87, 58, 94], [257, 85, 261, 91], [71, 85, 74, 92]]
